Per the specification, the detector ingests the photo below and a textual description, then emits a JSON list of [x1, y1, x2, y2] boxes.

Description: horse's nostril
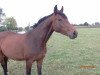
[[73, 31, 76, 35], [73, 31, 78, 37]]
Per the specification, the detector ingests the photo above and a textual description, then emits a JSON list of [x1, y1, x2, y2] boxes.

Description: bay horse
[[0, 5, 78, 75]]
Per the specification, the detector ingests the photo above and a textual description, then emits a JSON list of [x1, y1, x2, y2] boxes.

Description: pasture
[[0, 28, 100, 75]]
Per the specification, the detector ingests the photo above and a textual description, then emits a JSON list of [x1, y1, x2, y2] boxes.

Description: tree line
[[0, 8, 23, 32], [73, 22, 100, 26]]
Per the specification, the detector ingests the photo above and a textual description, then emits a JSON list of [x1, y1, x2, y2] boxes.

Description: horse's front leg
[[26, 60, 33, 75], [36, 58, 44, 75]]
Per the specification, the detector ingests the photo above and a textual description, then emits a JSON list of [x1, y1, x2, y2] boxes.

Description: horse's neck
[[40, 21, 54, 44], [27, 19, 54, 46]]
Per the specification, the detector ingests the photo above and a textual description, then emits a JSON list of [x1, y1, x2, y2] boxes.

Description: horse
[[0, 5, 78, 75]]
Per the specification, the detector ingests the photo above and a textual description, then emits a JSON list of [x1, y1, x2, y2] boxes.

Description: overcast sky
[[0, 0, 100, 27]]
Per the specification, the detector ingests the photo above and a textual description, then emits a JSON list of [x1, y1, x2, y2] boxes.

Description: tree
[[25, 25, 30, 32], [18, 27, 23, 32], [0, 26, 7, 32], [0, 8, 5, 22], [4, 17, 17, 30], [95, 22, 100, 26], [0, 8, 7, 32], [83, 22, 89, 26]]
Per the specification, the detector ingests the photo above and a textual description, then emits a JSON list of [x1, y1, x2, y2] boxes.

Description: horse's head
[[51, 5, 78, 39]]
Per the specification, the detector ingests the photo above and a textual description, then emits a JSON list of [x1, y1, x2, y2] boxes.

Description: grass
[[0, 28, 100, 75]]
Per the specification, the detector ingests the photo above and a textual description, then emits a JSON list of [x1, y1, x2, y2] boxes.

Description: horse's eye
[[58, 19, 62, 21]]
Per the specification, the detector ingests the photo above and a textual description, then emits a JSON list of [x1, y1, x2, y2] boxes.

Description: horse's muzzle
[[69, 31, 78, 39]]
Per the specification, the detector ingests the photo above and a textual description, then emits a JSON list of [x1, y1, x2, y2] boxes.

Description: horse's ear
[[60, 6, 63, 12], [54, 5, 58, 15]]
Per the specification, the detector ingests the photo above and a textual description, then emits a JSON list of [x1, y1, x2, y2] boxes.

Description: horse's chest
[[25, 47, 47, 60]]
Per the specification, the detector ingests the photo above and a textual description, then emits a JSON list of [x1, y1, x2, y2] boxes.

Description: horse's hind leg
[[1, 57, 8, 75], [0, 51, 8, 75]]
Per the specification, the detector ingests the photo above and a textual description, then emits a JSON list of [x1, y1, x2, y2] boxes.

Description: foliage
[[4, 17, 17, 30], [0, 26, 7, 32], [74, 22, 100, 26], [0, 8, 24, 32], [83, 22, 89, 26], [0, 8, 5, 22], [25, 25, 30, 32], [76, 22, 90, 26], [95, 22, 100, 25], [17, 27, 23, 32]]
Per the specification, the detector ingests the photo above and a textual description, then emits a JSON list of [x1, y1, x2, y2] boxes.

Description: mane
[[32, 13, 53, 28], [32, 12, 67, 28]]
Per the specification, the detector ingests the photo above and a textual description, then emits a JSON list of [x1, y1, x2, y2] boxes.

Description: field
[[0, 28, 100, 75]]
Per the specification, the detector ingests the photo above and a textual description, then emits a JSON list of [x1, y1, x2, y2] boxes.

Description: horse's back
[[0, 31, 16, 45], [0, 31, 16, 38]]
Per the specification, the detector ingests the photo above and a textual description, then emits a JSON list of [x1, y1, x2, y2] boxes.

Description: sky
[[0, 0, 100, 27]]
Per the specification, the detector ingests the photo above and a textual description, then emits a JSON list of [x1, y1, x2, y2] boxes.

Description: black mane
[[32, 14, 53, 28], [32, 12, 67, 28]]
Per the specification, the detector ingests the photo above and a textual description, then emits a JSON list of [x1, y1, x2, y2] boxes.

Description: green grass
[[0, 28, 100, 75]]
